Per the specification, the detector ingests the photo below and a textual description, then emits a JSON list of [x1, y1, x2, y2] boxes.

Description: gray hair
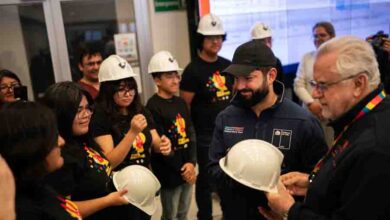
[[316, 36, 380, 90]]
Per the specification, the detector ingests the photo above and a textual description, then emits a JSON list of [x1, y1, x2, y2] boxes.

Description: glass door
[[0, 2, 54, 100]]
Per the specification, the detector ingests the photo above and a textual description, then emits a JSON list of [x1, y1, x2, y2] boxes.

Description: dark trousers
[[217, 181, 267, 220], [195, 146, 213, 220]]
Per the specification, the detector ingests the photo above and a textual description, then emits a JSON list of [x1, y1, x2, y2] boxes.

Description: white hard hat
[[147, 51, 182, 74], [112, 165, 161, 215], [197, 13, 225, 36], [251, 22, 272, 39], [98, 55, 137, 82], [219, 139, 283, 193]]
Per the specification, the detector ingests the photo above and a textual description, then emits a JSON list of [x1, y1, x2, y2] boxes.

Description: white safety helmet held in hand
[[219, 139, 283, 193], [197, 13, 225, 36], [251, 22, 272, 40], [147, 51, 182, 74], [98, 55, 137, 82], [113, 165, 161, 215]]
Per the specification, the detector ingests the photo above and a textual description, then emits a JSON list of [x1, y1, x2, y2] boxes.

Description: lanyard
[[309, 90, 386, 182]]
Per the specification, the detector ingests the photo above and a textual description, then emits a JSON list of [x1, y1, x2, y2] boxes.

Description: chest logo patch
[[131, 132, 146, 160], [168, 113, 190, 146], [85, 146, 111, 175], [206, 71, 231, 101], [271, 129, 292, 150], [224, 126, 244, 134]]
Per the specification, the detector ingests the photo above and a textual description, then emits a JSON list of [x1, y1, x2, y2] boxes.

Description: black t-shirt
[[90, 106, 155, 170], [16, 184, 82, 220], [146, 94, 197, 188], [180, 56, 233, 142], [46, 142, 130, 220]]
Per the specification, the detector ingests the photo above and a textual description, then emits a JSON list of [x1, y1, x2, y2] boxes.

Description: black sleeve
[[299, 117, 328, 173], [145, 100, 164, 135], [142, 107, 156, 130], [208, 113, 232, 187], [45, 150, 83, 197], [89, 107, 112, 138], [180, 63, 197, 92], [16, 209, 43, 220]]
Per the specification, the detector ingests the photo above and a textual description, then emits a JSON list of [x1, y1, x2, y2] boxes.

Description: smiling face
[[312, 52, 357, 120], [72, 95, 93, 136], [233, 69, 273, 108], [78, 54, 103, 83], [155, 71, 181, 98], [0, 76, 20, 103]]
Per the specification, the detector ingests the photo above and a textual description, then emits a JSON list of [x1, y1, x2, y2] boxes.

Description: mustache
[[239, 88, 253, 93]]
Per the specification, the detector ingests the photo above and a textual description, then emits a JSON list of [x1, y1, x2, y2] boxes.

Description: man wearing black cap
[[208, 40, 327, 220]]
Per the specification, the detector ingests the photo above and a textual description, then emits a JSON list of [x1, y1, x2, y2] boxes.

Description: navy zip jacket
[[208, 82, 327, 220]]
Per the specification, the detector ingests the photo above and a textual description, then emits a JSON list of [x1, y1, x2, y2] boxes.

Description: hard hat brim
[[219, 157, 278, 193], [112, 166, 160, 216]]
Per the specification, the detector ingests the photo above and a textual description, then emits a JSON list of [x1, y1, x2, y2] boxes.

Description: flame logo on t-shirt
[[84, 146, 111, 175], [206, 71, 231, 100], [57, 196, 81, 219], [131, 132, 146, 159], [174, 113, 189, 146]]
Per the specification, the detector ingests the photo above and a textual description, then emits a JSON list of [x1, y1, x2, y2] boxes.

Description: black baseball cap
[[223, 40, 276, 77]]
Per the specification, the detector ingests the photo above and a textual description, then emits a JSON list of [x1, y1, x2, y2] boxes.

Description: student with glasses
[[90, 55, 172, 220], [293, 21, 336, 148], [0, 69, 22, 107], [43, 81, 130, 220]]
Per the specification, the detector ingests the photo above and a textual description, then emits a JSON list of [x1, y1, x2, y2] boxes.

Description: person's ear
[[353, 73, 368, 97], [78, 63, 84, 72], [267, 68, 277, 84]]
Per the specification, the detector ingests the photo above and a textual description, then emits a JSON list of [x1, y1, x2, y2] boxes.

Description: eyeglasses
[[116, 87, 136, 96], [204, 35, 223, 41], [313, 33, 330, 39], [163, 74, 181, 80], [76, 105, 94, 119], [0, 82, 21, 92], [309, 74, 358, 93]]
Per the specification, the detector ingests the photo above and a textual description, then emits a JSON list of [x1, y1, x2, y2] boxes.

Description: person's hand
[[181, 163, 196, 184], [307, 101, 324, 121], [0, 156, 16, 220], [106, 189, 129, 206], [383, 38, 390, 53], [262, 181, 295, 218], [130, 114, 147, 134], [159, 135, 172, 156], [281, 171, 309, 196], [258, 207, 284, 220]]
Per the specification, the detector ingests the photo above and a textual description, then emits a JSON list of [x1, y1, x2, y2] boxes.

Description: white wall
[[148, 1, 191, 72], [0, 5, 33, 100]]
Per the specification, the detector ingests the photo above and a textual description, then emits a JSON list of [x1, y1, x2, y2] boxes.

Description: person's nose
[[312, 87, 322, 99], [234, 78, 246, 91]]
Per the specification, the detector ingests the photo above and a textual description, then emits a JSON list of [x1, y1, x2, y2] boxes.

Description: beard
[[236, 86, 269, 109]]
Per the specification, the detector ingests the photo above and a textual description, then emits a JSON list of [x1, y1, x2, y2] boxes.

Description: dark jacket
[[208, 82, 327, 220], [289, 86, 390, 220]]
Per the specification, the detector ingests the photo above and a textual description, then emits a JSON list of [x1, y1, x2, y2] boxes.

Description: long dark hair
[[41, 81, 103, 159], [0, 101, 58, 190], [95, 77, 143, 119]]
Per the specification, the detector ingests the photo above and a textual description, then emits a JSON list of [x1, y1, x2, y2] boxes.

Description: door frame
[[0, 0, 154, 100]]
